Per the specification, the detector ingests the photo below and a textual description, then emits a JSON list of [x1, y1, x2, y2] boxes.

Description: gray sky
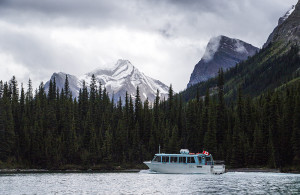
[[0, 0, 298, 91]]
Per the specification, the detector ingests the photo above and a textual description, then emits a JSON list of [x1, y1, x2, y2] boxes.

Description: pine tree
[[135, 86, 143, 139], [0, 80, 3, 98], [216, 68, 226, 158], [143, 98, 151, 145], [102, 126, 113, 162], [0, 82, 15, 160], [64, 75, 70, 99], [292, 96, 300, 164], [26, 78, 33, 101], [230, 118, 243, 168], [203, 103, 217, 156], [281, 88, 294, 166], [168, 126, 180, 153], [167, 84, 174, 123], [0, 95, 6, 160], [154, 89, 160, 128]]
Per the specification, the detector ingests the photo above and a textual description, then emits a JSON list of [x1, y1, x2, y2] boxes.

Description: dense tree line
[[0, 71, 299, 169]]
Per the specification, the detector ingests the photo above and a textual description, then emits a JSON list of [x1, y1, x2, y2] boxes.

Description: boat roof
[[155, 153, 211, 157]]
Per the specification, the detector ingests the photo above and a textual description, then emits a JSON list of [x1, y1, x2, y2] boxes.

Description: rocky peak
[[264, 2, 300, 47], [111, 59, 136, 79], [187, 35, 259, 87]]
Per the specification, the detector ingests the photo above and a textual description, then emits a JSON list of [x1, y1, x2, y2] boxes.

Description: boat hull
[[144, 161, 225, 174]]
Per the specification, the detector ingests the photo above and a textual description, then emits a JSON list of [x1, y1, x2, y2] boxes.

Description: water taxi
[[144, 149, 225, 174]]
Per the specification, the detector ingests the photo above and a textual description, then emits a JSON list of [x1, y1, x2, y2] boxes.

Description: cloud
[[0, 0, 298, 91], [202, 36, 222, 62], [0, 53, 30, 84], [234, 40, 248, 54]]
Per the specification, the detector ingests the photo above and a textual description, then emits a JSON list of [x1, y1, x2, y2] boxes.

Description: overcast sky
[[0, 0, 298, 91]]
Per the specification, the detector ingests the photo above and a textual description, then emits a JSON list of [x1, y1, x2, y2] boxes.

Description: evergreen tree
[[64, 75, 70, 98], [0, 80, 3, 98], [216, 68, 226, 158], [203, 103, 217, 156], [0, 82, 15, 160], [292, 96, 300, 164]]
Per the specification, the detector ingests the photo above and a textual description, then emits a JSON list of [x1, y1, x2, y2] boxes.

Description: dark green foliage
[[0, 63, 299, 169], [292, 93, 300, 164]]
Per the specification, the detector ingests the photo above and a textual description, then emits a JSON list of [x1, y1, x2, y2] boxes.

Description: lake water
[[1, 171, 300, 194]]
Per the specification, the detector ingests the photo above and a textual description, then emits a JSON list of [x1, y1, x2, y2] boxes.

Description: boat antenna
[[159, 144, 161, 154]]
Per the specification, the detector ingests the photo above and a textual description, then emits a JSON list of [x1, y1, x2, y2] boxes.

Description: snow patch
[[283, 5, 295, 19], [279, 5, 295, 25]]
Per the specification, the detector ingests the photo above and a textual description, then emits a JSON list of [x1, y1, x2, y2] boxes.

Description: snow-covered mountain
[[44, 59, 169, 102], [187, 35, 259, 87]]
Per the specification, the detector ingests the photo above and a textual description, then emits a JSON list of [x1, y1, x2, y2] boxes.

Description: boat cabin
[[152, 153, 214, 165]]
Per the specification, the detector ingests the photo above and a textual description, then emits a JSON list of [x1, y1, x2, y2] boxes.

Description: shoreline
[[0, 168, 142, 174], [1, 167, 299, 174], [227, 168, 280, 173]]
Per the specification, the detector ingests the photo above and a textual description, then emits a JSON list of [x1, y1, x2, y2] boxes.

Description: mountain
[[44, 59, 169, 102], [181, 2, 300, 102], [264, 4, 299, 47], [187, 35, 259, 87], [44, 72, 83, 98]]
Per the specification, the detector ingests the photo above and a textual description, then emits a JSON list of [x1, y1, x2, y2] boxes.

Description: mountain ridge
[[182, 2, 300, 102], [44, 59, 169, 102]]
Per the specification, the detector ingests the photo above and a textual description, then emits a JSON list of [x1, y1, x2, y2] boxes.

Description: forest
[[0, 68, 300, 170]]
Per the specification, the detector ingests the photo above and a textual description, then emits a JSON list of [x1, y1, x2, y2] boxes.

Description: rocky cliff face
[[44, 60, 169, 102], [44, 72, 83, 98], [264, 2, 300, 47], [187, 35, 259, 87]]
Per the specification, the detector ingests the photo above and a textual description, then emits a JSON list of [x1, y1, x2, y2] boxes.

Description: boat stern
[[212, 165, 226, 174]]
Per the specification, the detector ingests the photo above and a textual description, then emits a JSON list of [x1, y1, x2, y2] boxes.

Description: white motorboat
[[144, 149, 225, 174]]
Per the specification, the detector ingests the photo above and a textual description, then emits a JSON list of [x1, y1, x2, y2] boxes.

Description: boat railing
[[214, 160, 225, 165]]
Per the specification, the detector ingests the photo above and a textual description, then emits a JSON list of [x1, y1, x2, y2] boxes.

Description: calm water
[[1, 171, 300, 194]]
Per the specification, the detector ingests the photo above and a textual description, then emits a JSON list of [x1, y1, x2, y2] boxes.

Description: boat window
[[152, 156, 161, 162], [179, 157, 186, 163], [162, 156, 169, 163], [187, 157, 195, 163], [206, 156, 212, 165], [170, 157, 178, 163], [198, 156, 202, 164]]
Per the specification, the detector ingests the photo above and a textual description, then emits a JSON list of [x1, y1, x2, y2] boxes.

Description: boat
[[143, 149, 225, 174]]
